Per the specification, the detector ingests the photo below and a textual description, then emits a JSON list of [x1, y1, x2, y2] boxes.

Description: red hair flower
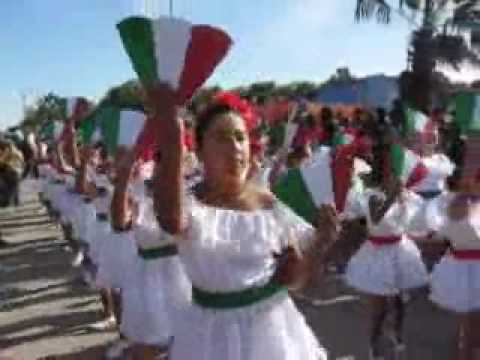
[[213, 91, 258, 131]]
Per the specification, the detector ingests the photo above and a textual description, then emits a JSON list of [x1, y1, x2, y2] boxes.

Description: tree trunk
[[402, 0, 435, 112]]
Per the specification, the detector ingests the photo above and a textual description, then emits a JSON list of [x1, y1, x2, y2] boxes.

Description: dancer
[[343, 141, 429, 360], [424, 143, 480, 360], [149, 84, 337, 360]]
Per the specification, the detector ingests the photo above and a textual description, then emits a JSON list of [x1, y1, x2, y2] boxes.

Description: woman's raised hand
[[115, 149, 137, 186], [316, 204, 340, 249], [146, 82, 178, 118]]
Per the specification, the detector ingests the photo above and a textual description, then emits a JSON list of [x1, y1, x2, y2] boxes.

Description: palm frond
[[434, 33, 480, 70], [452, 0, 480, 25], [355, 0, 392, 23]]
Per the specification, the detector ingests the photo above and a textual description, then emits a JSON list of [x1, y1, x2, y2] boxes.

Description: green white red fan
[[117, 16, 232, 103]]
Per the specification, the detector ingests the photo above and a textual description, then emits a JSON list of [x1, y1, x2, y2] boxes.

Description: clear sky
[[0, 0, 476, 130]]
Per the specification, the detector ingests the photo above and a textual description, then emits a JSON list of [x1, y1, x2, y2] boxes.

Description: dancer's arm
[[148, 83, 185, 235], [111, 151, 136, 231]]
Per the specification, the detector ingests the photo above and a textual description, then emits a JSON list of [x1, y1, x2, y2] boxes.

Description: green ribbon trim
[[138, 245, 178, 260], [192, 282, 287, 310]]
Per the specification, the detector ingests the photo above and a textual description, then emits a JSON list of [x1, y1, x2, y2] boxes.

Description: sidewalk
[[0, 180, 115, 359]]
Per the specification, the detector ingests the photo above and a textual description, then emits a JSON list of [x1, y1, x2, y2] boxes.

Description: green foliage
[[355, 0, 480, 110], [20, 92, 65, 131], [99, 80, 145, 111]]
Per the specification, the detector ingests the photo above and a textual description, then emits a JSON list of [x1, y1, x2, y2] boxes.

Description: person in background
[[423, 156, 480, 360], [318, 106, 337, 147], [0, 138, 25, 207], [389, 99, 405, 136], [14, 132, 36, 179], [413, 132, 455, 200], [342, 133, 429, 360]]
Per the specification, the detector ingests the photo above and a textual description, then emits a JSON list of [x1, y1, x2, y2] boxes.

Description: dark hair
[[369, 142, 388, 187], [195, 103, 239, 149], [144, 179, 154, 190], [93, 141, 108, 161], [299, 113, 315, 128], [320, 107, 333, 121], [290, 145, 310, 161], [153, 148, 162, 163], [447, 168, 462, 191], [287, 146, 310, 168], [376, 108, 386, 124]]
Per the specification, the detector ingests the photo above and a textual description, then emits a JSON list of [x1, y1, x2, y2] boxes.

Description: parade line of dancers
[[33, 84, 480, 360]]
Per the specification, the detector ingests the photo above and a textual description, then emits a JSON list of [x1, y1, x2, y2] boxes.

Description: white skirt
[[171, 293, 326, 360], [96, 230, 137, 289], [120, 254, 190, 346], [39, 178, 48, 196], [430, 254, 480, 313], [72, 203, 96, 244], [145, 255, 191, 308], [345, 237, 429, 296], [58, 190, 80, 225], [120, 257, 158, 344], [89, 220, 111, 266], [48, 183, 64, 211], [43, 181, 52, 201]]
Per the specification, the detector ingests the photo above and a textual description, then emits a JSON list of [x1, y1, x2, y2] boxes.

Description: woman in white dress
[[110, 150, 190, 360], [424, 163, 480, 360], [412, 139, 455, 200], [343, 145, 429, 360], [411, 133, 455, 270], [148, 84, 337, 360], [133, 169, 191, 359], [94, 147, 144, 359]]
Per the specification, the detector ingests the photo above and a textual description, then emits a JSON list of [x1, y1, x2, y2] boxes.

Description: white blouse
[[412, 154, 455, 193], [426, 193, 480, 250], [93, 174, 113, 215], [176, 194, 315, 293], [343, 188, 426, 237], [135, 198, 176, 250]]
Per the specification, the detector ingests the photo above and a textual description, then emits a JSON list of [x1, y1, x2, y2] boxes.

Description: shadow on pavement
[[0, 310, 103, 349]]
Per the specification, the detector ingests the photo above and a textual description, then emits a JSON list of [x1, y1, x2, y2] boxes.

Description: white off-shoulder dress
[[345, 189, 429, 296], [121, 198, 191, 345], [426, 193, 480, 313], [169, 192, 326, 360]]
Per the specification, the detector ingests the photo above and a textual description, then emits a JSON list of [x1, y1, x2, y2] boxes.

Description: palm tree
[[355, 0, 480, 111]]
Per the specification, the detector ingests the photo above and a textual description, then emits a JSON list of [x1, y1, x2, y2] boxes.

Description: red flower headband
[[212, 91, 258, 131]]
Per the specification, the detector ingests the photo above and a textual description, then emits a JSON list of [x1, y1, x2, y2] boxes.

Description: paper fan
[[117, 16, 232, 103], [273, 147, 334, 224], [98, 108, 147, 155]]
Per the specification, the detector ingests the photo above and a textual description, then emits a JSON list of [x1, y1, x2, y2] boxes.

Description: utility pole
[[169, 0, 173, 17]]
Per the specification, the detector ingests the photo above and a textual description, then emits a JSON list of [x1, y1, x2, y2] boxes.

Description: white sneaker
[[71, 251, 84, 267], [390, 337, 406, 360], [105, 339, 130, 359], [154, 353, 168, 360], [87, 315, 117, 332]]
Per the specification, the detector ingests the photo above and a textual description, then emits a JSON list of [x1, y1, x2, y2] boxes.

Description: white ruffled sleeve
[[341, 185, 367, 221], [436, 154, 455, 177], [134, 199, 176, 250], [155, 188, 204, 243], [423, 193, 453, 236], [404, 191, 430, 235], [273, 201, 316, 252]]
